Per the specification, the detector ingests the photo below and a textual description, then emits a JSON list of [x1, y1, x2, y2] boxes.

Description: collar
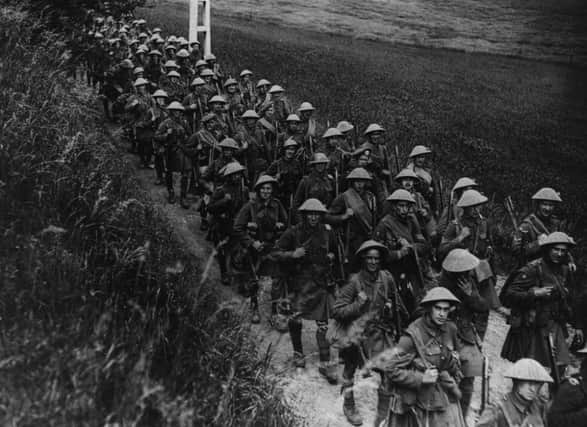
[[422, 314, 447, 337], [358, 269, 380, 284], [510, 391, 533, 415]]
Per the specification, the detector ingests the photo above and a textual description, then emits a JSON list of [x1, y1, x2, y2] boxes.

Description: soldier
[[439, 248, 489, 417], [405, 145, 443, 218], [348, 144, 388, 206], [269, 85, 292, 127], [394, 168, 437, 242], [548, 343, 587, 426], [145, 49, 163, 88], [266, 138, 303, 214], [278, 114, 308, 166], [164, 43, 176, 62], [103, 58, 134, 121], [274, 198, 339, 383], [363, 123, 395, 191], [375, 287, 466, 427], [439, 189, 500, 323], [513, 187, 567, 267], [207, 162, 248, 285], [154, 101, 193, 207], [437, 177, 478, 237], [175, 48, 194, 84], [149, 89, 169, 186], [500, 232, 582, 377], [233, 175, 287, 323], [331, 240, 407, 426], [204, 138, 241, 187], [477, 358, 552, 427], [204, 53, 224, 89], [374, 189, 432, 313], [125, 77, 154, 169], [223, 78, 244, 121], [199, 68, 218, 101], [325, 167, 377, 272], [336, 120, 356, 152], [208, 95, 233, 138], [182, 77, 206, 132], [298, 101, 319, 140], [254, 78, 271, 112], [293, 153, 335, 213], [257, 103, 278, 160], [161, 70, 187, 103], [235, 110, 269, 187], [318, 127, 347, 181], [188, 40, 201, 66], [239, 69, 256, 109]]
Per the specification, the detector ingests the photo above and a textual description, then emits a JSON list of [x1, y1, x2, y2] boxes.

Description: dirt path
[[116, 127, 514, 426]]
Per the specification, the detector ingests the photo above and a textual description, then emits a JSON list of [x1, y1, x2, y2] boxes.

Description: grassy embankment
[[140, 1, 587, 262], [0, 6, 296, 426]]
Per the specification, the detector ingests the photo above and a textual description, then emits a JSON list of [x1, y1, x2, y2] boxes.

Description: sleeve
[[293, 177, 307, 209], [501, 265, 539, 309], [438, 221, 461, 260], [233, 202, 253, 245], [373, 219, 403, 263], [476, 404, 503, 427], [387, 336, 425, 389], [207, 188, 229, 214], [324, 194, 347, 225], [274, 227, 296, 260], [332, 279, 364, 321], [519, 221, 541, 259]]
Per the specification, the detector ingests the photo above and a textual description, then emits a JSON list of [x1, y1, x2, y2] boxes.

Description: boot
[[373, 388, 392, 427], [293, 351, 306, 368], [168, 190, 176, 204], [316, 324, 336, 383], [250, 295, 260, 324], [289, 319, 304, 367], [318, 362, 339, 385], [342, 388, 363, 426], [179, 177, 190, 209]]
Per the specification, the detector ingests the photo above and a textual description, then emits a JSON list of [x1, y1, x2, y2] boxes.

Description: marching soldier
[[161, 70, 187, 102], [145, 49, 163, 88], [125, 77, 154, 169], [266, 138, 303, 213], [154, 101, 194, 208], [182, 77, 206, 132], [274, 198, 339, 383], [239, 69, 256, 109], [223, 78, 244, 120], [440, 248, 489, 417], [204, 138, 241, 186], [325, 167, 377, 271], [439, 189, 500, 323], [257, 103, 278, 161], [363, 123, 395, 191], [298, 101, 319, 140], [374, 189, 432, 313], [437, 177, 478, 237], [278, 114, 306, 154], [175, 48, 194, 84], [204, 53, 224, 88], [208, 162, 249, 285], [208, 94, 233, 138], [254, 78, 272, 112], [149, 89, 169, 185], [293, 153, 335, 213], [405, 145, 443, 219], [235, 110, 269, 187], [500, 232, 581, 377], [394, 168, 437, 241], [269, 85, 292, 127], [477, 358, 552, 427], [233, 175, 288, 323], [331, 240, 407, 426], [348, 144, 388, 206], [337, 120, 357, 152], [200, 68, 218, 100], [318, 127, 347, 181]]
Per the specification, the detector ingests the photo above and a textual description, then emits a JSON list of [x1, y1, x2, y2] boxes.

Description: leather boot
[[179, 176, 190, 209], [342, 387, 363, 426], [289, 319, 304, 367], [373, 388, 392, 427], [318, 362, 339, 385]]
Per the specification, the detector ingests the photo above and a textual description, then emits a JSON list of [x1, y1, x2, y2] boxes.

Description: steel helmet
[[166, 101, 185, 111], [298, 101, 315, 112], [190, 40, 200, 46], [133, 77, 148, 87], [148, 49, 163, 56], [128, 38, 139, 45], [394, 168, 419, 182], [254, 175, 278, 189], [256, 78, 271, 88], [386, 189, 416, 204], [200, 68, 214, 77], [138, 32, 148, 39], [136, 45, 148, 53], [337, 121, 354, 133], [133, 66, 144, 75], [152, 89, 168, 98], [164, 60, 179, 69], [176, 48, 189, 58], [364, 123, 385, 136], [178, 37, 188, 46], [223, 77, 238, 87], [283, 138, 299, 149], [195, 59, 208, 68], [576, 343, 587, 355], [222, 162, 246, 177], [118, 27, 128, 34], [168, 35, 178, 43], [204, 53, 217, 61], [120, 59, 134, 69], [166, 70, 180, 78], [456, 189, 488, 208], [286, 114, 301, 122], [322, 128, 343, 139], [532, 187, 562, 203], [241, 110, 260, 120], [355, 240, 388, 257], [94, 32, 104, 39], [408, 145, 432, 158], [137, 19, 147, 25], [190, 77, 205, 87], [164, 44, 176, 51], [453, 177, 478, 192], [219, 138, 239, 150], [269, 85, 285, 94], [240, 69, 253, 77], [153, 27, 162, 33], [208, 95, 227, 104], [308, 152, 329, 165], [504, 358, 553, 383], [346, 168, 372, 181], [298, 198, 327, 213], [539, 231, 576, 248], [442, 249, 480, 273], [420, 287, 461, 306]]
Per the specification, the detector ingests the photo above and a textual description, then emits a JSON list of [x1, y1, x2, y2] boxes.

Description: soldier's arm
[[373, 219, 403, 263], [323, 195, 347, 225], [502, 265, 540, 308], [274, 228, 297, 260], [411, 217, 430, 255], [438, 222, 461, 260], [518, 221, 540, 258], [386, 336, 425, 389], [207, 189, 229, 213], [332, 278, 364, 321], [233, 202, 253, 245], [476, 404, 504, 427], [154, 121, 168, 143], [293, 177, 307, 210]]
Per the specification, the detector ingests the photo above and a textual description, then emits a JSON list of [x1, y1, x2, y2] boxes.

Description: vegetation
[[0, 4, 297, 426]]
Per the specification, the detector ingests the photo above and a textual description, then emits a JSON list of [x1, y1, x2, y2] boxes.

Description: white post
[[189, 0, 212, 56]]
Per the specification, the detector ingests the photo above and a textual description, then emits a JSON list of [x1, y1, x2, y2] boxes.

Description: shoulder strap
[[404, 326, 433, 369]]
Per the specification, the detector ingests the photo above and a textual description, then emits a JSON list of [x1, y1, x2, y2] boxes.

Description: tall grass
[[0, 5, 298, 426]]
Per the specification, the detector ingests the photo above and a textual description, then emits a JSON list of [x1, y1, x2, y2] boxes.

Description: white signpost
[[189, 0, 212, 55]]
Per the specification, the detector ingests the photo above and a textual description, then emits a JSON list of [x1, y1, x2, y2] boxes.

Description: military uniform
[[125, 92, 154, 167], [515, 213, 563, 265], [266, 156, 303, 211], [293, 171, 335, 212], [477, 392, 547, 427], [234, 123, 269, 186], [548, 370, 587, 426]]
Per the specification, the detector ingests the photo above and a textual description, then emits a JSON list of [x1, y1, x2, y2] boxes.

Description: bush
[[0, 5, 297, 426]]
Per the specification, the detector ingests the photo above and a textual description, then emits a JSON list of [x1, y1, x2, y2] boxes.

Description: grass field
[[138, 2, 587, 256]]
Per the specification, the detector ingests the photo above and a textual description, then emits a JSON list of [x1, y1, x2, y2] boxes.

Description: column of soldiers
[[82, 13, 587, 427]]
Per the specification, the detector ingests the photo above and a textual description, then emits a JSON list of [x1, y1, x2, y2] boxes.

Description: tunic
[[548, 373, 587, 427], [293, 171, 335, 211], [154, 117, 193, 172], [477, 392, 547, 427]]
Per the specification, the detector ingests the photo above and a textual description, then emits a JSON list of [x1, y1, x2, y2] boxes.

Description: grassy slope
[[140, 1, 587, 248]]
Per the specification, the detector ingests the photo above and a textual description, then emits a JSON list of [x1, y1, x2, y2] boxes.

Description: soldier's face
[[300, 111, 312, 121], [155, 97, 166, 106], [515, 380, 542, 402], [242, 75, 251, 83], [537, 201, 555, 218], [315, 163, 327, 173], [170, 111, 181, 120], [400, 178, 414, 191], [136, 85, 146, 94], [212, 103, 224, 113], [370, 132, 384, 144], [548, 244, 568, 265], [203, 76, 212, 83], [414, 155, 426, 167], [170, 76, 179, 84], [259, 184, 272, 200], [245, 118, 256, 128], [285, 147, 296, 159], [226, 84, 237, 94], [429, 302, 451, 326], [358, 155, 369, 167], [288, 122, 299, 132], [364, 249, 380, 273], [306, 212, 321, 227], [222, 149, 234, 159], [464, 205, 481, 218], [271, 92, 282, 101], [395, 201, 411, 219], [353, 180, 366, 194]]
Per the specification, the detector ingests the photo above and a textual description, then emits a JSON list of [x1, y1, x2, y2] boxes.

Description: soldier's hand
[[569, 261, 577, 273], [357, 291, 369, 303], [422, 368, 439, 384], [275, 222, 285, 230], [538, 233, 548, 245], [252, 240, 263, 251], [167, 128, 174, 135], [456, 276, 473, 296], [533, 287, 553, 298], [458, 226, 471, 241], [292, 247, 306, 259], [327, 252, 335, 263], [344, 208, 354, 220], [224, 193, 232, 200], [398, 246, 411, 258], [418, 208, 428, 218], [398, 238, 410, 247], [190, 104, 197, 110]]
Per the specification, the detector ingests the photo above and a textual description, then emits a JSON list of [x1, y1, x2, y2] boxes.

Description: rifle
[[334, 167, 339, 197], [547, 333, 561, 391], [309, 135, 314, 155], [288, 193, 294, 227], [481, 355, 490, 412], [383, 146, 394, 191], [504, 196, 519, 229], [393, 144, 401, 176], [335, 230, 346, 280], [274, 121, 279, 162]]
